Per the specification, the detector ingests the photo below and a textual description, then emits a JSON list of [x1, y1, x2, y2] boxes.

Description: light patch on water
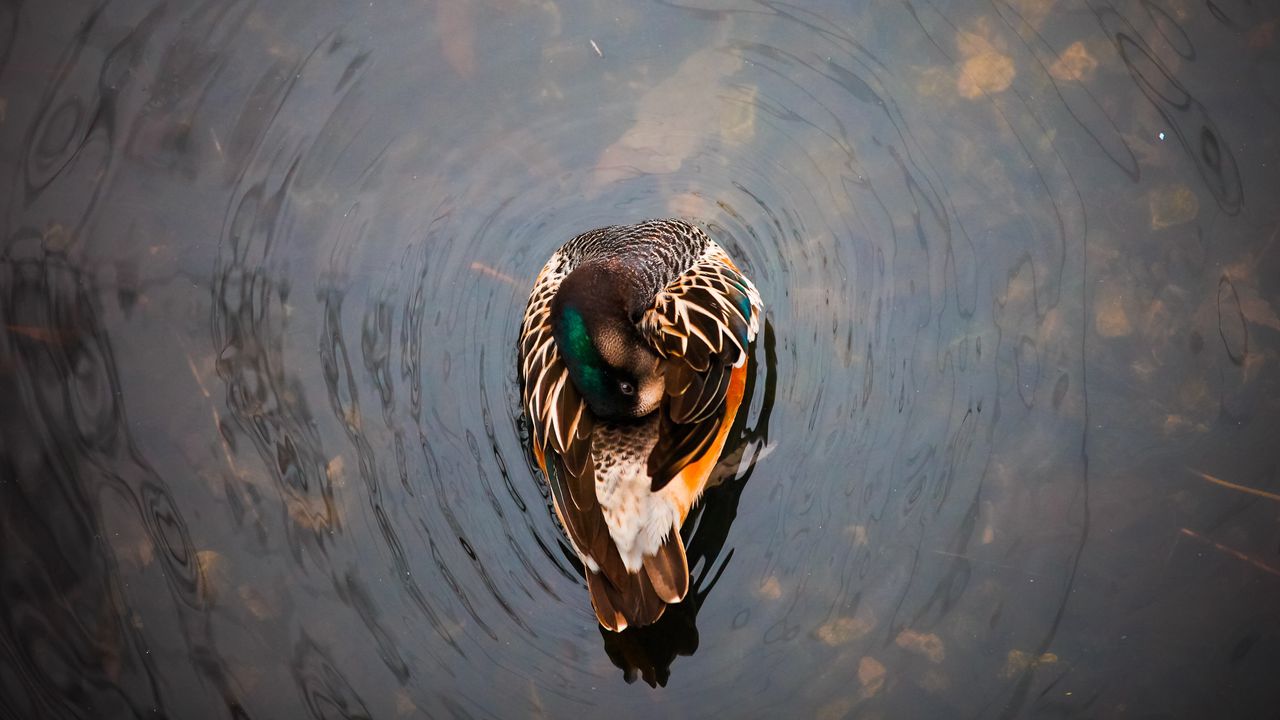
[[956, 19, 1016, 99]]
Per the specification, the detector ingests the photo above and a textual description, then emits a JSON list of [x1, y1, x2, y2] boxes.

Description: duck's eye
[[618, 380, 635, 396]]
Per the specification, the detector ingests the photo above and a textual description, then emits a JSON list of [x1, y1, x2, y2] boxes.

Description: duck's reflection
[[598, 322, 774, 687]]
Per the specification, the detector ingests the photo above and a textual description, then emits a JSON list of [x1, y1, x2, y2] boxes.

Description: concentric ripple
[[2, 0, 1279, 717]]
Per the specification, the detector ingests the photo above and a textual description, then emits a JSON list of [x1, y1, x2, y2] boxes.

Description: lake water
[[2, 0, 1278, 717]]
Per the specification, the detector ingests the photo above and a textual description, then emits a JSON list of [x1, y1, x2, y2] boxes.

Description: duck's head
[[549, 260, 664, 421]]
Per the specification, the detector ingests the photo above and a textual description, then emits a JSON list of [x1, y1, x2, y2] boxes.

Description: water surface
[[2, 0, 1279, 717]]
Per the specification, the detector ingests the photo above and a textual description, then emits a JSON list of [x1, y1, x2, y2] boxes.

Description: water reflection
[[1, 0, 1278, 716], [0, 247, 208, 717]]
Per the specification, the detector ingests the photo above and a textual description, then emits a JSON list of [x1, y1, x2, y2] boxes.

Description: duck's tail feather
[[643, 531, 689, 604], [586, 571, 629, 631], [587, 542, 685, 632]]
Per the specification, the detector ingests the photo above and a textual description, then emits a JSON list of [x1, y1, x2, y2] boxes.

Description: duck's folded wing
[[639, 247, 761, 490], [520, 287, 594, 485], [520, 279, 634, 597]]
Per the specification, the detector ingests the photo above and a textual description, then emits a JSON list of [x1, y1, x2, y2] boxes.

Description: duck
[[519, 219, 763, 631]]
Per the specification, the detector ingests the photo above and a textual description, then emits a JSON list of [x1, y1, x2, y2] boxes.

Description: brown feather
[[668, 362, 729, 423], [587, 566, 669, 630], [546, 455, 629, 587], [647, 411, 722, 491], [558, 385, 594, 478], [563, 452, 596, 512], [632, 567, 667, 626], [643, 532, 690, 603], [586, 571, 627, 632], [662, 361, 696, 396]]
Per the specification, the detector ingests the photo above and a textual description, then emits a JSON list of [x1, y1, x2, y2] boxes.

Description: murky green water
[[2, 0, 1278, 717]]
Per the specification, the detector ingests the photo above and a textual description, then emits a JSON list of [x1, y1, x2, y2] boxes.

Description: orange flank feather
[[669, 363, 747, 526]]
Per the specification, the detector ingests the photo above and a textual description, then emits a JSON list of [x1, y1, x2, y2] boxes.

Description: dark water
[[2, 0, 1278, 717]]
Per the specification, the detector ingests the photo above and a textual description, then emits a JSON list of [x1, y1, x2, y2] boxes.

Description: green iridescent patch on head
[[559, 307, 606, 396]]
